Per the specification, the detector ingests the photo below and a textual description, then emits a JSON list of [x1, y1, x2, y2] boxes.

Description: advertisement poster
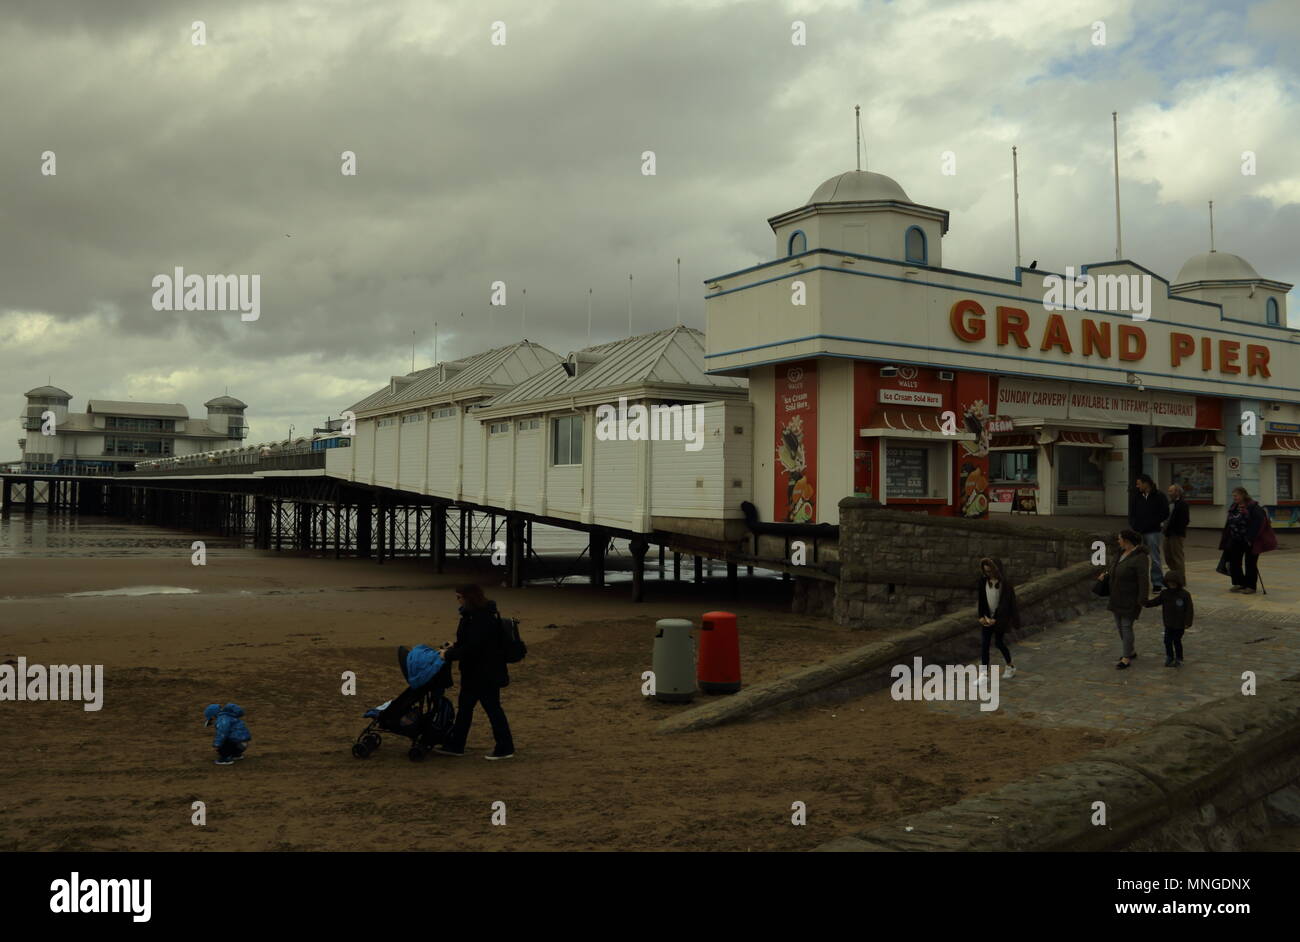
[[955, 372, 991, 518], [775, 361, 818, 522], [853, 446, 873, 498]]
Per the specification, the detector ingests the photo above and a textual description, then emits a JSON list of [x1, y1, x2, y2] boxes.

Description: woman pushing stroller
[[435, 584, 515, 760]]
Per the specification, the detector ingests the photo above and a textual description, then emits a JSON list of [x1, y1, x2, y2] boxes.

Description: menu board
[[1278, 463, 1293, 501], [1170, 460, 1214, 501], [887, 447, 929, 498]]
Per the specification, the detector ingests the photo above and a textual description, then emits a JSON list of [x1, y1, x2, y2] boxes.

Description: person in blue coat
[[204, 703, 252, 765]]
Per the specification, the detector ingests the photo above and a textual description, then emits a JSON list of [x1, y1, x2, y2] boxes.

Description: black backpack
[[498, 615, 527, 664]]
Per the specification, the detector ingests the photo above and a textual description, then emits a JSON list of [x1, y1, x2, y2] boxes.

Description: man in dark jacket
[[975, 557, 1019, 683], [1163, 483, 1190, 583], [1128, 474, 1169, 592], [437, 584, 514, 759]]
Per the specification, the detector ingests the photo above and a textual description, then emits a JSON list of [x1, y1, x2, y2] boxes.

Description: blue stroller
[[352, 644, 455, 762]]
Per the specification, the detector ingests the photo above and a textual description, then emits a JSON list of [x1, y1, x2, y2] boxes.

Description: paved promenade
[[928, 546, 1300, 732]]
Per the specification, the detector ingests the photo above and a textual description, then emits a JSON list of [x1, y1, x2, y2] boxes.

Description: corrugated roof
[[484, 326, 745, 409], [87, 400, 189, 418], [346, 341, 561, 414]]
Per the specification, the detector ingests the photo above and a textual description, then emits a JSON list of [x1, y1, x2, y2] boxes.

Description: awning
[[859, 409, 975, 440], [1158, 431, 1224, 449], [991, 432, 1037, 449], [1055, 430, 1109, 447], [1262, 434, 1300, 456]]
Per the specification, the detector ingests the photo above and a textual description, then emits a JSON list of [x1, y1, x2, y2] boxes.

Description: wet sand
[[0, 553, 1133, 851]]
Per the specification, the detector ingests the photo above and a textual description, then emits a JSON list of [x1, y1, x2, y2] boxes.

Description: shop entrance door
[[1104, 434, 1130, 516]]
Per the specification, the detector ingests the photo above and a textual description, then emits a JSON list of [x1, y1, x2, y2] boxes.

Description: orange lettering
[[1220, 339, 1240, 374], [1040, 313, 1073, 353], [949, 299, 986, 342], [1170, 332, 1196, 367], [1118, 324, 1146, 361], [996, 306, 1030, 349], [1201, 337, 1212, 371], [1246, 344, 1271, 378], [1081, 319, 1111, 358]]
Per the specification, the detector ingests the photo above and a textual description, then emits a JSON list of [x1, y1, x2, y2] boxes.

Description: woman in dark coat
[[1096, 529, 1150, 669], [975, 557, 1019, 682], [437, 584, 515, 759], [1219, 487, 1267, 594]]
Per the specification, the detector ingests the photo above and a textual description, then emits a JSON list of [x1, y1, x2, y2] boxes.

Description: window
[[905, 226, 927, 264], [990, 450, 1037, 483], [1057, 447, 1104, 487], [432, 407, 456, 419], [1267, 297, 1280, 326], [518, 418, 540, 431], [787, 230, 807, 255], [401, 413, 424, 424], [377, 417, 397, 428], [489, 422, 510, 434], [552, 415, 583, 465], [884, 443, 946, 499], [1278, 462, 1294, 501], [1168, 459, 1214, 501]]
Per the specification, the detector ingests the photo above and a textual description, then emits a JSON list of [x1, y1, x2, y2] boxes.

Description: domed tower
[[204, 394, 248, 441], [1170, 250, 1291, 328], [22, 385, 72, 432], [767, 169, 950, 267]]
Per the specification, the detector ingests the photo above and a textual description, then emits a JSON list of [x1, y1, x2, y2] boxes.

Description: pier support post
[[727, 561, 738, 598], [1, 478, 11, 515], [658, 543, 665, 579], [432, 504, 446, 573], [376, 497, 385, 564], [588, 529, 606, 588], [694, 555, 704, 584], [673, 551, 681, 581], [357, 499, 372, 559], [508, 515, 525, 588], [630, 538, 649, 603]]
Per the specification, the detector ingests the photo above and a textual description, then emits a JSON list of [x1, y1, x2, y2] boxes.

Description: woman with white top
[[975, 557, 1019, 682]]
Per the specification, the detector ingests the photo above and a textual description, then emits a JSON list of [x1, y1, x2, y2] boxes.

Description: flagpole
[[1112, 111, 1123, 260], [1012, 146, 1022, 271]]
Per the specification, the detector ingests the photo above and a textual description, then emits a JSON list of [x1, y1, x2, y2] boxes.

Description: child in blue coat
[[204, 703, 252, 765]]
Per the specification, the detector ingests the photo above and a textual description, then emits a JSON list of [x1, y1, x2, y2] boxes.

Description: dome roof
[[204, 395, 247, 409], [25, 385, 71, 399], [1173, 251, 1260, 284], [808, 170, 911, 205]]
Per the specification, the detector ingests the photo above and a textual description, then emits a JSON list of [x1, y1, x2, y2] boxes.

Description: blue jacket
[[207, 703, 252, 749]]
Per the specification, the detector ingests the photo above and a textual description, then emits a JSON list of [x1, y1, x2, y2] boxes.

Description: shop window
[[1057, 447, 1104, 487], [552, 415, 583, 466], [787, 230, 807, 255], [990, 450, 1037, 482], [1168, 459, 1215, 501], [1278, 462, 1295, 501], [905, 226, 927, 264], [1267, 297, 1280, 326], [884, 441, 946, 499]]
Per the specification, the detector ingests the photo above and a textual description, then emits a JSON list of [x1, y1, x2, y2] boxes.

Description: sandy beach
[[0, 550, 1132, 852]]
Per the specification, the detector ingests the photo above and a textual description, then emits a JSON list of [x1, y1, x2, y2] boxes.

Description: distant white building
[[18, 387, 249, 472]]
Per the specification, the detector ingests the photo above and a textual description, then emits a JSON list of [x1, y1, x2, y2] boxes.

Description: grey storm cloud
[[1, 0, 1297, 448]]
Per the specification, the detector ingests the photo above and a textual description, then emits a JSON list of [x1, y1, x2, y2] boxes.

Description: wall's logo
[[787, 367, 803, 383], [899, 366, 918, 380]]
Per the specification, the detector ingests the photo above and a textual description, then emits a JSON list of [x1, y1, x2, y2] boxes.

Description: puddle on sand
[[64, 586, 200, 598]]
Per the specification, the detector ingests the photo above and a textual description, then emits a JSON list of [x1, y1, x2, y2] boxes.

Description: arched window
[[905, 226, 927, 264], [787, 230, 807, 256], [1266, 297, 1280, 326]]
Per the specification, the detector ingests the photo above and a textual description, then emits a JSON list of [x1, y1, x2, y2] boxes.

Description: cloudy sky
[[2, 0, 1297, 453]]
